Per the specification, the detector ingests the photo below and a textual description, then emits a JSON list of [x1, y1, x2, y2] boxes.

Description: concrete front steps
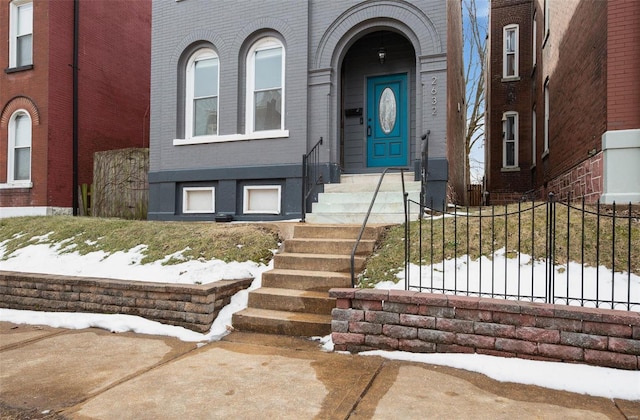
[[305, 172, 422, 224], [232, 224, 385, 337]]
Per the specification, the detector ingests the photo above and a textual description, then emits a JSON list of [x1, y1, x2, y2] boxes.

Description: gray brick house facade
[[148, 0, 465, 221]]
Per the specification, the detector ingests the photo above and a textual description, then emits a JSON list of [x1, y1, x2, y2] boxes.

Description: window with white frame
[[544, 0, 550, 42], [503, 112, 518, 168], [185, 49, 219, 138], [532, 12, 537, 67], [532, 108, 537, 166], [503, 25, 519, 78], [8, 110, 32, 183], [183, 187, 215, 213], [243, 185, 281, 214], [544, 79, 550, 153], [9, 0, 33, 68], [246, 37, 284, 133]]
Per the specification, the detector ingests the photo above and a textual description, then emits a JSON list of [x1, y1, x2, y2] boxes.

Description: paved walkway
[[1, 322, 638, 419]]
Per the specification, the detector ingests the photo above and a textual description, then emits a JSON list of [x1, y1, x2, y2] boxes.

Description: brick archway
[[1, 96, 40, 128]]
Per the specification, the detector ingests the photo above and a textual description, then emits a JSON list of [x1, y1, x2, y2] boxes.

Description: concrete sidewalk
[[1, 322, 638, 419]]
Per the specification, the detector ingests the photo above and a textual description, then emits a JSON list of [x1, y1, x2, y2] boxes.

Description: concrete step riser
[[283, 240, 375, 255], [312, 202, 409, 213], [315, 192, 420, 204], [261, 272, 351, 291], [292, 225, 382, 240], [232, 313, 331, 337], [274, 255, 364, 272], [248, 292, 335, 314], [305, 212, 418, 224]]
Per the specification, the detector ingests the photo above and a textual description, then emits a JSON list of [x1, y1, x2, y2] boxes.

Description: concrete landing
[[1, 323, 638, 419]]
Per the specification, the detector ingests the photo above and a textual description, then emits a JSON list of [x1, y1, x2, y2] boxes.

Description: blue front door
[[366, 73, 408, 167]]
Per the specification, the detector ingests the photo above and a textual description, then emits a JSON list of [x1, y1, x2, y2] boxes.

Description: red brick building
[[0, 0, 151, 216], [485, 0, 640, 205]]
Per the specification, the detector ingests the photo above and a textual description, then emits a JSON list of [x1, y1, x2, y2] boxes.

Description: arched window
[[246, 37, 284, 133], [8, 110, 32, 182], [185, 48, 219, 138]]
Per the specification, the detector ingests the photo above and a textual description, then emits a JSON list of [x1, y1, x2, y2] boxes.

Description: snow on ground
[[378, 248, 640, 311], [1, 240, 639, 400]]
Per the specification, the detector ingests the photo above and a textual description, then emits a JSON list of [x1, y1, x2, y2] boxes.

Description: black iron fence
[[403, 194, 639, 312]]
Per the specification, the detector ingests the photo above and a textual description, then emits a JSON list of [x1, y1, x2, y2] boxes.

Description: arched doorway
[[339, 30, 416, 173]]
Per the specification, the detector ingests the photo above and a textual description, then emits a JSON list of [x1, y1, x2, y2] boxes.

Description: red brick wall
[[486, 0, 534, 196], [76, 0, 151, 186], [607, 0, 640, 130], [330, 288, 640, 370], [543, 151, 603, 203], [46, 1, 74, 208], [537, 0, 607, 188], [1, 0, 150, 210], [0, 0, 53, 208]]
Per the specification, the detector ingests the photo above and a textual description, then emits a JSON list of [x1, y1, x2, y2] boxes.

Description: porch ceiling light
[[378, 47, 387, 64]]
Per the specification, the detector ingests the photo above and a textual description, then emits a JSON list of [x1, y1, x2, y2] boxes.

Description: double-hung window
[[185, 49, 219, 138], [532, 108, 537, 166], [544, 79, 550, 154], [8, 110, 32, 183], [503, 112, 518, 168], [532, 13, 537, 68], [503, 24, 519, 78], [9, 0, 33, 68], [247, 38, 284, 133]]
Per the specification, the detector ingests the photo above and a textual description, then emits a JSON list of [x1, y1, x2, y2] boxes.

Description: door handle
[[367, 125, 371, 136]]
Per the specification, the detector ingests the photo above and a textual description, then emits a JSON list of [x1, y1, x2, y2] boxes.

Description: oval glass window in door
[[379, 87, 397, 134]]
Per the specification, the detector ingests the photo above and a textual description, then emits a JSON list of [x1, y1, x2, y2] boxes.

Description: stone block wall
[[329, 288, 640, 370], [0, 271, 253, 333]]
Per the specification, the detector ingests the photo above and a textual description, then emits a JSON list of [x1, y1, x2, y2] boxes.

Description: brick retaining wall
[[329, 288, 640, 370], [0, 271, 253, 333]]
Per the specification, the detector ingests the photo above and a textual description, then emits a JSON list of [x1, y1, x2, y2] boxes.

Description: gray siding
[[151, 0, 309, 173], [149, 0, 453, 221]]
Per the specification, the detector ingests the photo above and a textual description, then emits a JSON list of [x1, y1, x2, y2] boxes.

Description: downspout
[[72, 0, 79, 215]]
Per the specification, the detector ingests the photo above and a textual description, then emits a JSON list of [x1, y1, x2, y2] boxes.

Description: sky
[[463, 0, 489, 184], [1, 238, 638, 401]]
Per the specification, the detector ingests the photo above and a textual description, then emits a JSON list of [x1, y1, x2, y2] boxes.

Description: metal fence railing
[[403, 193, 639, 312]]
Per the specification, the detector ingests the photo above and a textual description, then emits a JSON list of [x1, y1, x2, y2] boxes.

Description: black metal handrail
[[350, 167, 408, 287], [420, 130, 430, 210], [301, 137, 324, 222]]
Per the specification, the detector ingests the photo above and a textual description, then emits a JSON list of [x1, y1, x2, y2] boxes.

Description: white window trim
[[531, 108, 537, 167], [9, 0, 33, 68], [543, 79, 550, 155], [502, 111, 519, 169], [173, 129, 289, 146], [245, 37, 285, 134], [185, 48, 219, 139], [182, 186, 215, 214], [243, 185, 281, 215], [532, 13, 537, 68], [7, 109, 32, 186], [502, 24, 519, 79], [543, 0, 550, 45]]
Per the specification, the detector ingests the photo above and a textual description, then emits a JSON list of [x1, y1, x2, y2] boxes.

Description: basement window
[[183, 187, 215, 213], [243, 185, 281, 214]]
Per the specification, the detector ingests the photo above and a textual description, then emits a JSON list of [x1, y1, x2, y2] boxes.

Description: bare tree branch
[[463, 0, 487, 188]]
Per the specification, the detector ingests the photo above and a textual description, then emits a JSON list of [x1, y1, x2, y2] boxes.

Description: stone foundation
[[0, 271, 253, 333]]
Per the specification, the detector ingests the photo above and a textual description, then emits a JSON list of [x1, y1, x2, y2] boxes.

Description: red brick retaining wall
[[0, 271, 253, 333], [329, 288, 640, 370]]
